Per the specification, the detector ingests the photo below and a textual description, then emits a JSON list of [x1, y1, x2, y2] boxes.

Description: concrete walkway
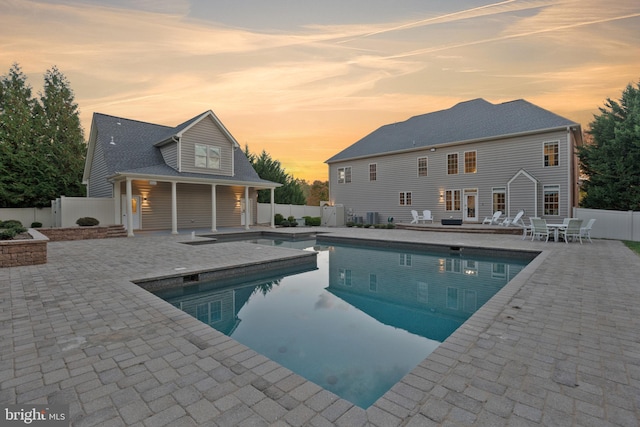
[[1, 228, 639, 426]]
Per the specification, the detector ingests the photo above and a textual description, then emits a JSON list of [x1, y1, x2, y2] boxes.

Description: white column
[[244, 186, 250, 230], [270, 188, 275, 229], [126, 178, 134, 237], [211, 184, 217, 232], [114, 180, 121, 226], [171, 181, 178, 235]]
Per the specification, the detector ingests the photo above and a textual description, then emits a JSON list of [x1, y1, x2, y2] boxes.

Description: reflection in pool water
[[154, 239, 528, 408]]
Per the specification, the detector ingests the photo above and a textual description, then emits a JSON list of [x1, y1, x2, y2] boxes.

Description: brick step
[[106, 225, 128, 238]]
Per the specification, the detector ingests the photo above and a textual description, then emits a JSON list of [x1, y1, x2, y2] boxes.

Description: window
[[369, 163, 377, 181], [399, 191, 412, 206], [446, 287, 459, 310], [339, 268, 352, 286], [195, 300, 222, 324], [338, 167, 352, 184], [544, 141, 559, 167], [544, 185, 560, 215], [492, 188, 506, 213], [195, 144, 221, 169], [417, 157, 428, 177], [399, 253, 412, 266], [464, 151, 477, 173], [369, 274, 377, 292], [447, 153, 458, 175], [417, 281, 428, 304], [445, 189, 461, 211]]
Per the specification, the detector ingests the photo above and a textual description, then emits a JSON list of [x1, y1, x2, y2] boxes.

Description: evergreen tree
[[245, 146, 306, 204], [578, 80, 640, 210], [0, 64, 85, 208], [0, 64, 37, 207]]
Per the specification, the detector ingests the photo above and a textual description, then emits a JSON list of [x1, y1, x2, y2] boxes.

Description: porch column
[[126, 178, 134, 237], [171, 181, 178, 235], [114, 180, 121, 226], [211, 184, 217, 232], [244, 186, 250, 230], [270, 188, 275, 229]]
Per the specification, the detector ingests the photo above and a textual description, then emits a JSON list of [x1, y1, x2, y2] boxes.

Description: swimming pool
[[154, 237, 530, 408]]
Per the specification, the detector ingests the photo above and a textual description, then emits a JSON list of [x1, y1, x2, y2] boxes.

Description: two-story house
[[83, 110, 280, 235], [325, 99, 583, 224]]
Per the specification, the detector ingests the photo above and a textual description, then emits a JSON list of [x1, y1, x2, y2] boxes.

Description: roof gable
[[326, 98, 580, 163]]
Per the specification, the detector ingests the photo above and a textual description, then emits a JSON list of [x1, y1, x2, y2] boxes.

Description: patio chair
[[531, 218, 550, 242], [580, 218, 596, 243], [500, 209, 524, 227], [521, 217, 535, 240], [422, 210, 434, 223], [410, 210, 423, 224], [482, 211, 502, 225], [559, 218, 583, 244]]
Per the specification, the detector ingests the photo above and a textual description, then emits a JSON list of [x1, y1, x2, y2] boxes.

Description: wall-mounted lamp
[[143, 197, 147, 201], [440, 192, 444, 199], [430, 148, 436, 152], [149, 180, 157, 186]]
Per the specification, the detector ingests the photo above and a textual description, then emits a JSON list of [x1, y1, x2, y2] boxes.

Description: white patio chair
[[531, 218, 550, 242], [521, 217, 535, 240], [422, 210, 434, 223], [580, 219, 596, 243], [410, 210, 423, 224], [482, 211, 502, 225], [559, 218, 583, 244]]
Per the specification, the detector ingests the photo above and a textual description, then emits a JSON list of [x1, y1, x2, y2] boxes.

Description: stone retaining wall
[[0, 229, 48, 268], [38, 226, 111, 242]]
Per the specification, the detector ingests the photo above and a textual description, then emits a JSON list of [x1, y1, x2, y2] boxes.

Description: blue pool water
[[155, 238, 529, 408]]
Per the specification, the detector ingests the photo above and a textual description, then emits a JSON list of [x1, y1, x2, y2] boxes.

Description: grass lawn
[[624, 241, 640, 257]]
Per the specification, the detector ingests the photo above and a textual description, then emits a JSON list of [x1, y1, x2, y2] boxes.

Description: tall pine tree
[[0, 64, 85, 208], [578, 80, 640, 210]]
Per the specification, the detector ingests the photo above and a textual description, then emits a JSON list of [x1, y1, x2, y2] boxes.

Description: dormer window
[[195, 144, 221, 169]]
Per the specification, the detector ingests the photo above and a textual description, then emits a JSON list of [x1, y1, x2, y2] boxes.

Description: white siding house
[[82, 110, 280, 235], [326, 99, 582, 224]]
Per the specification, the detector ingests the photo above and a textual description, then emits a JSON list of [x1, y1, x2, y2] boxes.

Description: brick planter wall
[[38, 226, 110, 241], [0, 229, 48, 268]]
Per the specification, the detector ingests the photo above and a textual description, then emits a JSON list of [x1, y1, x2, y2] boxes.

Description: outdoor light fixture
[[430, 148, 436, 152]]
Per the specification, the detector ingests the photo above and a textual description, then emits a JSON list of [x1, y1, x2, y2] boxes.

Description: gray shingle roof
[[93, 112, 275, 185], [326, 98, 579, 163]]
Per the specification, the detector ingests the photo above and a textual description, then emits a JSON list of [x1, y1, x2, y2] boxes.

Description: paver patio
[[1, 227, 639, 426]]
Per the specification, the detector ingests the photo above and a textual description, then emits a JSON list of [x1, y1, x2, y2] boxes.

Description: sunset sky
[[1, 0, 639, 182]]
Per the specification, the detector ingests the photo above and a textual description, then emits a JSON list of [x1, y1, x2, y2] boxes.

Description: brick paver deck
[[1, 227, 639, 426]]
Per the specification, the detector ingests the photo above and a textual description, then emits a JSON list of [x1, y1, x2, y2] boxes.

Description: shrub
[[0, 219, 23, 229], [346, 222, 354, 227], [286, 216, 298, 227], [280, 220, 290, 227], [76, 217, 100, 226], [31, 222, 43, 228], [303, 216, 321, 226], [0, 229, 16, 240], [274, 213, 284, 225], [386, 223, 396, 229]]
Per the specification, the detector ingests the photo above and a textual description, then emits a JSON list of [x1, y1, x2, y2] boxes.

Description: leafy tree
[[301, 179, 329, 206], [578, 80, 640, 210], [245, 146, 306, 204], [0, 63, 85, 207]]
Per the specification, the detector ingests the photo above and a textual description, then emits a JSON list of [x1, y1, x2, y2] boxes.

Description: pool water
[[155, 239, 528, 408]]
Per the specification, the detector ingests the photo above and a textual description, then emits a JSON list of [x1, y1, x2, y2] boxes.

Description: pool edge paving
[[1, 228, 639, 426]]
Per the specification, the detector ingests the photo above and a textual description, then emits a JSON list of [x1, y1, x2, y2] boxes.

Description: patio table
[[547, 223, 567, 242]]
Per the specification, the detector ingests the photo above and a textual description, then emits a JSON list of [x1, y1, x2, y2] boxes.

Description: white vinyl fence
[[0, 207, 53, 227], [51, 196, 116, 228], [573, 208, 640, 241], [257, 203, 322, 225]]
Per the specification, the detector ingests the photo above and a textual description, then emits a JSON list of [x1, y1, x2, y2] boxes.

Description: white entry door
[[121, 195, 141, 230], [240, 198, 252, 226], [463, 189, 478, 222]]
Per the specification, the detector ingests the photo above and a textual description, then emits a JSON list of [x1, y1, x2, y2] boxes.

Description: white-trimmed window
[[447, 153, 458, 175], [464, 151, 477, 173], [338, 166, 352, 184], [369, 163, 377, 181], [417, 156, 428, 177], [544, 141, 559, 167], [196, 300, 222, 324], [399, 253, 412, 266], [195, 144, 221, 169], [399, 191, 412, 206], [492, 187, 506, 213], [445, 189, 461, 211], [544, 185, 560, 215], [339, 268, 352, 286]]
